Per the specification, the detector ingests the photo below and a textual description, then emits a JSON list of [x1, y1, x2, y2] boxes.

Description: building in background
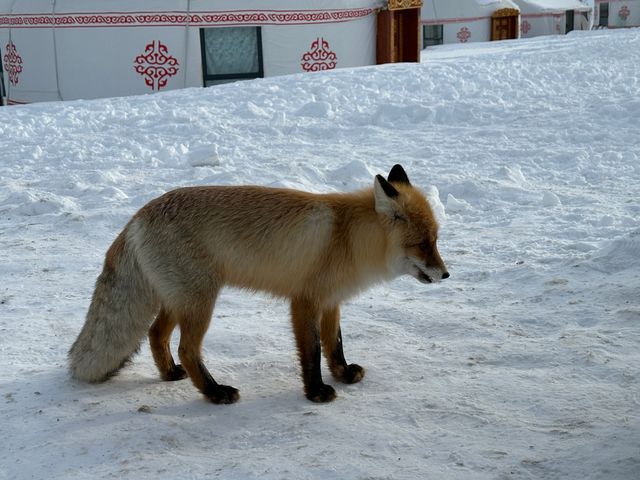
[[421, 0, 520, 47], [594, 0, 640, 28], [0, 0, 424, 105], [513, 0, 593, 37]]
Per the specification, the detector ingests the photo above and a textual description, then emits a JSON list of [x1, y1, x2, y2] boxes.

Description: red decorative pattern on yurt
[[619, 5, 631, 20], [457, 27, 471, 42], [3, 41, 23, 85], [301, 38, 337, 71], [133, 41, 179, 91]]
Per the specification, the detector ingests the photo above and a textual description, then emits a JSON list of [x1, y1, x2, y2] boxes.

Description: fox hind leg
[[321, 305, 365, 384], [176, 295, 239, 404], [149, 307, 187, 381]]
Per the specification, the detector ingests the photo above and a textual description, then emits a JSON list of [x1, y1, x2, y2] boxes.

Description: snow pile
[[584, 229, 640, 273], [1, 28, 639, 479]]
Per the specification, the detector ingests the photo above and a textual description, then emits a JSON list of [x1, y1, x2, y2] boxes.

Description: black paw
[[204, 385, 240, 404], [343, 364, 365, 384], [306, 384, 337, 403], [162, 364, 188, 381], [333, 363, 365, 384]]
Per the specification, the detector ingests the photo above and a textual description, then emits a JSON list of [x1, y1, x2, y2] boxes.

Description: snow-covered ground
[[1, 28, 639, 479]]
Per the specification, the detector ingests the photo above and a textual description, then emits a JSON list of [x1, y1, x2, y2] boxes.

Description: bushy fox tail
[[69, 230, 158, 383]]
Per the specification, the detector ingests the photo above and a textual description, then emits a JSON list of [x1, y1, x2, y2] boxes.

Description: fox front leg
[[291, 298, 336, 403], [321, 305, 365, 384]]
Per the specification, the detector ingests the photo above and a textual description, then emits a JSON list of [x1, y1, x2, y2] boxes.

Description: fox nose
[[442, 271, 450, 280]]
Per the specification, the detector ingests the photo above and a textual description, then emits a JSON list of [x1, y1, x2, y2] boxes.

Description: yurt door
[[493, 17, 510, 40], [491, 8, 519, 41], [376, 4, 421, 64]]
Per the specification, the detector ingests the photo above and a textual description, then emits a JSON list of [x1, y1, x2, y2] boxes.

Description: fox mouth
[[411, 261, 434, 284], [408, 260, 448, 284], [417, 270, 433, 284]]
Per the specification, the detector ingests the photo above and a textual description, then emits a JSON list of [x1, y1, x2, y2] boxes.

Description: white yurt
[[594, 0, 640, 28], [1, 0, 428, 105], [421, 0, 520, 47], [512, 0, 593, 38]]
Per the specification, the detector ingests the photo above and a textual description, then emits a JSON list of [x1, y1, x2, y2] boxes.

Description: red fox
[[69, 165, 449, 403]]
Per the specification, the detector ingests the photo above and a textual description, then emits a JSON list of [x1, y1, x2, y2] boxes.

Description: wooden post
[[377, 9, 394, 64]]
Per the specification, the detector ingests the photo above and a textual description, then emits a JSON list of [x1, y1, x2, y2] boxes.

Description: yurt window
[[566, 10, 575, 33], [0, 47, 5, 106], [200, 27, 264, 86], [599, 3, 609, 27], [423, 25, 443, 47]]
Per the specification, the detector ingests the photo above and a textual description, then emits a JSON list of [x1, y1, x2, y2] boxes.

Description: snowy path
[[1, 28, 639, 479]]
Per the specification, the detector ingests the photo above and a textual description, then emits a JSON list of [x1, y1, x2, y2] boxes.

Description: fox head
[[374, 165, 449, 284]]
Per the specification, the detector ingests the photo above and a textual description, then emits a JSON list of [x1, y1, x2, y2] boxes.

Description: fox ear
[[388, 164, 411, 185], [374, 174, 399, 216]]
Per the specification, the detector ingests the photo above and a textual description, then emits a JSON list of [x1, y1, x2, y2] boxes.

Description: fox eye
[[419, 240, 432, 252]]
